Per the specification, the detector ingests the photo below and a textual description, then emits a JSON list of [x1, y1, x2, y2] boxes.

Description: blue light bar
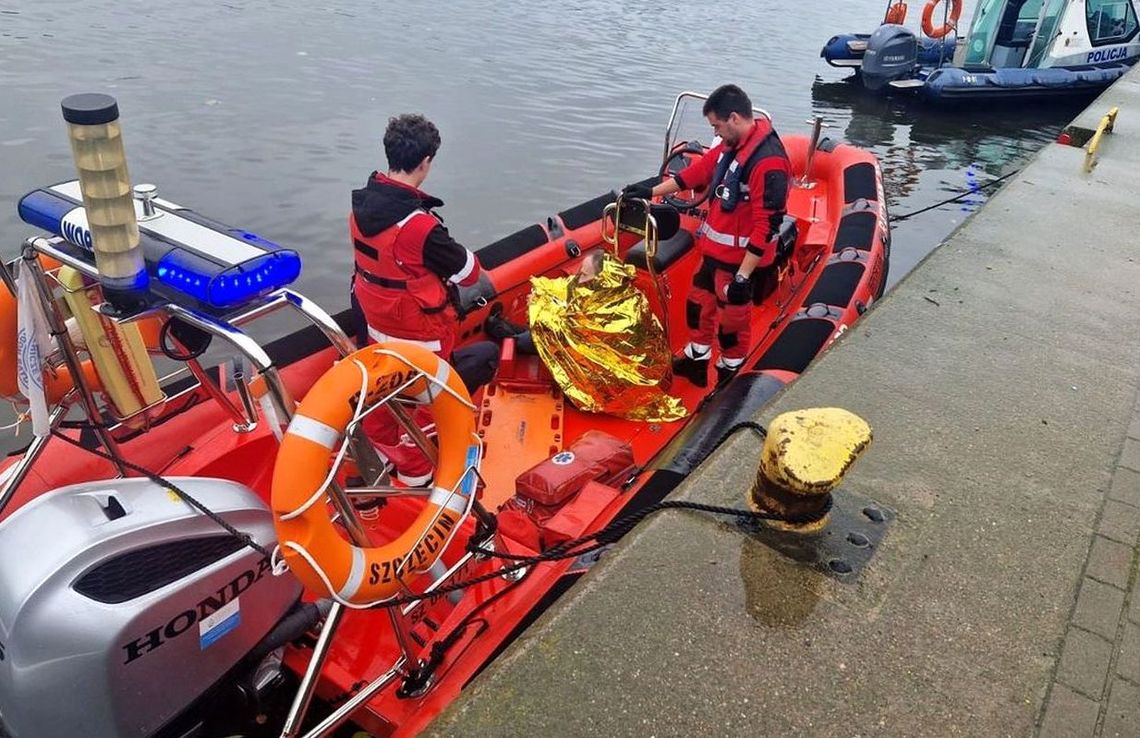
[[156, 248, 302, 309], [17, 182, 303, 310]]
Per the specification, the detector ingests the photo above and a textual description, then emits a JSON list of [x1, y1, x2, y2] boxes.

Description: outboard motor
[[861, 24, 919, 91], [0, 478, 304, 738]]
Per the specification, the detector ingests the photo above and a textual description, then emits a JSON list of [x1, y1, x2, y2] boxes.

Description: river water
[[1, 0, 1083, 308]]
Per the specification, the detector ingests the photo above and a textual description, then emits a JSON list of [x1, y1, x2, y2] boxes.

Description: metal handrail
[[1084, 106, 1119, 173], [602, 197, 670, 344], [0, 235, 376, 510], [662, 90, 772, 166]]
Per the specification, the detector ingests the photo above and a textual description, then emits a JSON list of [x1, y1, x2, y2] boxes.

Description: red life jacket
[[686, 120, 792, 266], [351, 208, 455, 353]]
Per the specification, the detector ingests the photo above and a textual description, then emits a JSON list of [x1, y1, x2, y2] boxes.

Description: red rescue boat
[[0, 93, 886, 738]]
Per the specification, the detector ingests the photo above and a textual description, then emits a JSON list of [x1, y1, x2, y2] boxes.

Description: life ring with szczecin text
[[271, 343, 479, 604]]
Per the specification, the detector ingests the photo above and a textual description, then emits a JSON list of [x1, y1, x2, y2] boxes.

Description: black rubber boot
[[672, 355, 709, 388], [715, 364, 738, 388]]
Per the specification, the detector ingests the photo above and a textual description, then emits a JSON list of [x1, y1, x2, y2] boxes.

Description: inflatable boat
[[0, 92, 887, 738], [822, 0, 1140, 103]]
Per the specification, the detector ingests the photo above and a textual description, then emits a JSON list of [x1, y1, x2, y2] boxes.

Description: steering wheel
[[660, 142, 709, 211]]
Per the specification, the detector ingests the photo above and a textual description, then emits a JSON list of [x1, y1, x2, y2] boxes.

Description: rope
[[371, 493, 832, 609], [271, 416, 790, 610], [48, 429, 272, 558], [0, 406, 29, 434], [42, 394, 785, 615], [399, 565, 531, 696], [889, 170, 1019, 222], [371, 420, 779, 605], [389, 419, 785, 689], [712, 419, 767, 447]]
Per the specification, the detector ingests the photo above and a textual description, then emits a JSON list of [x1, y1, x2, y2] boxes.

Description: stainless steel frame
[[0, 235, 394, 513], [279, 352, 484, 737], [602, 196, 669, 343], [3, 200, 496, 735], [662, 90, 773, 166]]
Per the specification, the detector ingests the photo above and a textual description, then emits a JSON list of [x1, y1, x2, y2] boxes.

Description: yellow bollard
[[749, 408, 872, 533]]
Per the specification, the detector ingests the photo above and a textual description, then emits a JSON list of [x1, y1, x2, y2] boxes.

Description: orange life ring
[[884, 2, 908, 25], [0, 260, 163, 407], [271, 343, 479, 604], [0, 255, 81, 403], [921, 0, 961, 38]]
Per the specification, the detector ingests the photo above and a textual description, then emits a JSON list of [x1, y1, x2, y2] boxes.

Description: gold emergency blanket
[[527, 255, 686, 422]]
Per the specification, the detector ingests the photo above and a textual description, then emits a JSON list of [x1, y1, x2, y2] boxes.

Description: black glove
[[726, 274, 752, 305], [621, 182, 654, 201]]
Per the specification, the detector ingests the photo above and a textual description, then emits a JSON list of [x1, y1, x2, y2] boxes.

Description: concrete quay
[[429, 67, 1140, 738]]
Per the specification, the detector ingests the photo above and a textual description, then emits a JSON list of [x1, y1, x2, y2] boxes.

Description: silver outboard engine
[[861, 23, 919, 91], [0, 478, 304, 738]]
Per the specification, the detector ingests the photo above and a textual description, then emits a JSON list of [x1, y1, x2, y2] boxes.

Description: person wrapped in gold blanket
[[487, 249, 686, 423]]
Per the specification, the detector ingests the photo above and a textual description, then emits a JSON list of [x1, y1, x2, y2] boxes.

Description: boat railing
[[662, 90, 772, 165], [602, 195, 670, 343], [0, 234, 393, 514], [6, 230, 497, 735]]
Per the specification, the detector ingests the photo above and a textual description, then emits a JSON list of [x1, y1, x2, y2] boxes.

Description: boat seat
[[625, 229, 695, 272]]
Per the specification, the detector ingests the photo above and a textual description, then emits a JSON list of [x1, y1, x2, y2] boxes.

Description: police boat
[[821, 0, 1140, 102], [0, 92, 886, 738]]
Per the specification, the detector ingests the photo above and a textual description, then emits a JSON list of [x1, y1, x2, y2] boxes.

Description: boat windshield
[[963, 0, 1007, 65], [1026, 0, 1066, 67], [964, 0, 1044, 66]]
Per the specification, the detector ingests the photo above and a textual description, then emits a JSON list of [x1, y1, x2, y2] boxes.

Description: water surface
[[0, 0, 1079, 308]]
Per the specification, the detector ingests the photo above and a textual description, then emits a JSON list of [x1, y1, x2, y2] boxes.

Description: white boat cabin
[[957, 0, 1140, 69]]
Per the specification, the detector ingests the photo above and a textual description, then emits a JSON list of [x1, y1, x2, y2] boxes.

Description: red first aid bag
[[514, 431, 635, 507]]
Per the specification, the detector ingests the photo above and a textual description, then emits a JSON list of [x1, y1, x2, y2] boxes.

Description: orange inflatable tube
[[921, 0, 961, 38], [272, 343, 479, 604]]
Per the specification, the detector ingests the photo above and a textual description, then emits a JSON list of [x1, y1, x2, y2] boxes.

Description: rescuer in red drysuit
[[623, 84, 792, 387], [350, 113, 497, 485]]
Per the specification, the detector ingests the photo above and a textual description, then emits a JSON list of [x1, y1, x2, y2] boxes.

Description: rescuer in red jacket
[[350, 113, 498, 485], [623, 84, 792, 388]]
